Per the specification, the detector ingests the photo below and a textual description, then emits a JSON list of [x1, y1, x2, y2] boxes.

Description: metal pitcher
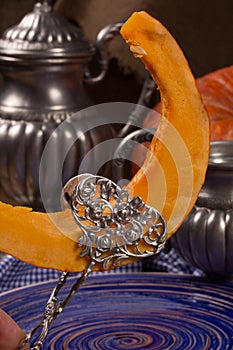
[[0, 1, 156, 210]]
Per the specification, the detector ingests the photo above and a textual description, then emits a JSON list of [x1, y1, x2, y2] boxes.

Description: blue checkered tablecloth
[[0, 248, 204, 293]]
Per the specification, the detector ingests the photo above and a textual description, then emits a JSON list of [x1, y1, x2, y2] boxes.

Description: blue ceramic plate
[[0, 273, 232, 349]]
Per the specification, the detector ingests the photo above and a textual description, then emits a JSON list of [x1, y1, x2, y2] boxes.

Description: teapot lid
[[0, 1, 94, 62]]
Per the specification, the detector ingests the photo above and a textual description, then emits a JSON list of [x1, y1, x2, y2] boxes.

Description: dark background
[[0, 0, 232, 102]]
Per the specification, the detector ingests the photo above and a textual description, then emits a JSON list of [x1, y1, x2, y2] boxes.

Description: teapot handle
[[111, 73, 158, 182], [84, 21, 123, 84], [112, 127, 155, 182], [84, 20, 157, 132], [83, 21, 160, 182], [117, 72, 157, 138]]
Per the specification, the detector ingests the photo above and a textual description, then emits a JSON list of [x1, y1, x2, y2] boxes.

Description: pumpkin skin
[[196, 66, 233, 123], [196, 65, 233, 140], [209, 119, 233, 140]]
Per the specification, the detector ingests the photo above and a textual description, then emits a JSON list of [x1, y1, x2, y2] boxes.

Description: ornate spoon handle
[[18, 262, 95, 350], [19, 174, 167, 349]]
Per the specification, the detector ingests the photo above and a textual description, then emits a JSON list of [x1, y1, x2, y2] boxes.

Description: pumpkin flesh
[[121, 11, 210, 236]]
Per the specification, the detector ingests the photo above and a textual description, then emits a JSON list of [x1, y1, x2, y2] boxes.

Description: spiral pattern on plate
[[1, 274, 232, 349]]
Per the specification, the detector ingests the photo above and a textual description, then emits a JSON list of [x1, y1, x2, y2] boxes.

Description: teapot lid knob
[[0, 0, 94, 62]]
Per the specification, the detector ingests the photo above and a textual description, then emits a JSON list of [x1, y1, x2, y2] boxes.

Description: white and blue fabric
[[0, 248, 204, 294]]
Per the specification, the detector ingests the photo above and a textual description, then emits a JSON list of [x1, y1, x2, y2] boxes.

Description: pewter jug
[[0, 1, 130, 210], [171, 141, 233, 276]]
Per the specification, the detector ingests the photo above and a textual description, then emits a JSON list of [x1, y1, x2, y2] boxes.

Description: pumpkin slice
[[120, 11, 209, 236], [0, 11, 210, 272]]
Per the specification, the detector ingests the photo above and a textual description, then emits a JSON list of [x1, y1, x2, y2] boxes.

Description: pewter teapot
[[0, 1, 155, 210]]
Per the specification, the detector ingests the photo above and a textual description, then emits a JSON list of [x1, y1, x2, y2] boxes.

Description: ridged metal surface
[[171, 141, 233, 276], [0, 113, 115, 210], [0, 2, 94, 59], [0, 2, 126, 210]]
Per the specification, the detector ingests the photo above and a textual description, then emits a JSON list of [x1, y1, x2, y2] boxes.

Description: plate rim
[[1, 271, 233, 298]]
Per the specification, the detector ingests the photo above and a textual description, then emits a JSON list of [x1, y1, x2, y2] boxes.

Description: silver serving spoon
[[18, 173, 167, 350]]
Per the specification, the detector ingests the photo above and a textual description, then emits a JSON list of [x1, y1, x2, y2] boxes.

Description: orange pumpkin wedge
[[120, 11, 210, 236], [0, 11, 210, 272]]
